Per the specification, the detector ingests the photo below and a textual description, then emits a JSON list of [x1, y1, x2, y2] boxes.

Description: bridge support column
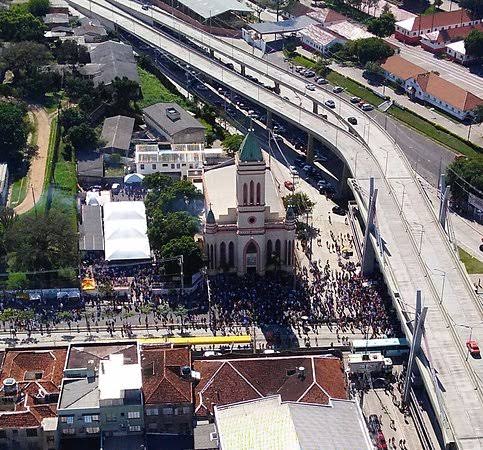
[[209, 49, 214, 58], [240, 64, 246, 76], [266, 110, 273, 129], [337, 163, 351, 199], [439, 179, 450, 231], [306, 133, 314, 163], [361, 186, 377, 276], [312, 101, 318, 114], [274, 82, 280, 94]]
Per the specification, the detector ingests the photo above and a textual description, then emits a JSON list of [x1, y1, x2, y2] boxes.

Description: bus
[[139, 335, 252, 347], [351, 337, 410, 357]]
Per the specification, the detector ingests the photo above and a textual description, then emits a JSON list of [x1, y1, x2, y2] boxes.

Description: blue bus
[[351, 337, 410, 357]]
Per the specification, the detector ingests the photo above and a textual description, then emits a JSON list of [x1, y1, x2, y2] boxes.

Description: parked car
[[325, 100, 335, 108], [314, 154, 327, 162], [333, 86, 343, 93], [316, 77, 328, 84], [305, 70, 316, 78], [306, 83, 316, 91], [284, 180, 295, 191], [347, 117, 358, 125], [332, 205, 346, 215], [375, 431, 388, 450], [289, 165, 298, 174], [467, 339, 480, 357], [350, 96, 361, 103], [361, 103, 374, 111], [368, 414, 381, 434]]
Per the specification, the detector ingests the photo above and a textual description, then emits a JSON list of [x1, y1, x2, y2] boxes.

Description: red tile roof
[[141, 345, 193, 405], [194, 355, 347, 416], [404, 10, 477, 32], [0, 411, 40, 429], [415, 72, 483, 111], [307, 8, 347, 25], [381, 55, 428, 81], [422, 23, 483, 43]]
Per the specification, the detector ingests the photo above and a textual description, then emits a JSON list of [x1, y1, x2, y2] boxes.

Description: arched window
[[243, 184, 248, 205], [220, 242, 226, 267], [246, 241, 257, 254], [267, 240, 273, 262], [249, 180, 254, 204], [284, 240, 288, 264], [209, 244, 214, 269], [228, 242, 235, 267], [256, 183, 261, 204], [275, 239, 281, 257]]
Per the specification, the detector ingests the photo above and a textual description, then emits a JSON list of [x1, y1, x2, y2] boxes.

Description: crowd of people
[[111, 183, 147, 202]]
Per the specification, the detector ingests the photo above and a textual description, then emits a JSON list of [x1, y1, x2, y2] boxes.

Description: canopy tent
[[124, 173, 145, 184], [103, 201, 151, 261]]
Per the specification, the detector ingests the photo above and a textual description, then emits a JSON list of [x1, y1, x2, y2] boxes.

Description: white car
[[325, 100, 335, 108], [289, 165, 298, 174], [361, 103, 374, 111], [306, 83, 316, 91], [302, 164, 311, 172], [333, 86, 343, 93]]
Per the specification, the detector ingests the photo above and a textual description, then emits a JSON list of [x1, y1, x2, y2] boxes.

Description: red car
[[375, 431, 388, 450], [284, 180, 295, 191], [467, 339, 480, 357]]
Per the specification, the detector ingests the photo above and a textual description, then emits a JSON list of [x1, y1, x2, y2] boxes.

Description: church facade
[[202, 132, 296, 276]]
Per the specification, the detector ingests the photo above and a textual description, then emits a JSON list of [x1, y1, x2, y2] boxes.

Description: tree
[[147, 211, 199, 251], [465, 29, 483, 58], [313, 56, 331, 77], [364, 61, 383, 76], [459, 0, 482, 19], [53, 40, 89, 65], [367, 12, 396, 37], [143, 172, 173, 191], [283, 192, 315, 216], [6, 272, 28, 290], [0, 41, 52, 76], [221, 133, 244, 156], [59, 107, 87, 131], [0, 8, 45, 41], [345, 37, 394, 65], [66, 122, 99, 150], [0, 101, 29, 168], [160, 236, 203, 277], [446, 157, 483, 207], [474, 105, 483, 123], [110, 77, 140, 111], [27, 0, 50, 17]]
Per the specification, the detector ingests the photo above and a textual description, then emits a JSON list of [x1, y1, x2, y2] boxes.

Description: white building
[[299, 24, 342, 55], [445, 40, 476, 65], [0, 164, 8, 206], [202, 132, 296, 276]]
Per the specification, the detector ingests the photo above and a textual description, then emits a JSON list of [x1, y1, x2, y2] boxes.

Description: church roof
[[239, 131, 263, 162], [206, 208, 216, 224]]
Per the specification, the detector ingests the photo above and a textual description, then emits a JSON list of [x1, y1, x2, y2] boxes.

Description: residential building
[[193, 354, 347, 417], [307, 8, 347, 27], [76, 151, 104, 186], [100, 115, 135, 155], [73, 19, 107, 43], [420, 23, 483, 53], [325, 20, 374, 42], [57, 343, 143, 446], [43, 13, 69, 29], [408, 72, 483, 120], [142, 103, 206, 144], [446, 40, 478, 65], [0, 164, 8, 206], [0, 347, 68, 450], [214, 395, 373, 450], [299, 24, 343, 55], [395, 10, 481, 44], [381, 54, 428, 89], [202, 131, 296, 276], [49, 0, 70, 15], [284, 2, 314, 19], [141, 346, 194, 435]]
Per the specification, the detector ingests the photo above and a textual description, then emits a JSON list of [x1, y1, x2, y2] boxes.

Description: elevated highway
[[68, 0, 483, 446]]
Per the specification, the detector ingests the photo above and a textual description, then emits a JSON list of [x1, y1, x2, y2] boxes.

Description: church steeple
[[239, 131, 263, 163]]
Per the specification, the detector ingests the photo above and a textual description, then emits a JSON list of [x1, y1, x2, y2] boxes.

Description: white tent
[[124, 173, 145, 184], [103, 201, 151, 261]]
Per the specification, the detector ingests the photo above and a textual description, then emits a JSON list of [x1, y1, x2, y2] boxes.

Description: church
[[202, 131, 296, 276]]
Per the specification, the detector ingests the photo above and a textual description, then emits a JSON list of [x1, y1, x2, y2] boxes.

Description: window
[[106, 414, 117, 423], [12, 430, 18, 435], [26, 429, 37, 437], [182, 406, 191, 414], [62, 428, 75, 435], [140, 164, 145, 170], [129, 426, 141, 432], [148, 423, 158, 430], [162, 407, 173, 415], [152, 164, 156, 170], [162, 163, 168, 167], [84, 416, 92, 423], [0, 431, 5, 439], [175, 407, 184, 416], [146, 408, 159, 416], [128, 411, 140, 419]]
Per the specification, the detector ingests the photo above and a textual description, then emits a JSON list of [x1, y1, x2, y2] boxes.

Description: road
[[386, 36, 483, 96], [66, 0, 483, 446], [14, 107, 51, 215]]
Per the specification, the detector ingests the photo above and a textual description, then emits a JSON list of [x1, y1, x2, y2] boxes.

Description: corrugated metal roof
[[176, 0, 252, 19]]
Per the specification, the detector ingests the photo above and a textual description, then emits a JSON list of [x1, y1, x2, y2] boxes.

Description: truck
[[348, 352, 393, 375]]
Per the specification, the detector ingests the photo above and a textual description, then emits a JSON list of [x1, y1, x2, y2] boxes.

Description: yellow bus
[[139, 335, 252, 346]]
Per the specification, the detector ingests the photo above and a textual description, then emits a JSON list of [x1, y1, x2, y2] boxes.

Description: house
[[299, 24, 343, 55], [49, 0, 70, 14], [77, 151, 104, 186], [284, 1, 314, 19], [142, 103, 205, 144], [325, 20, 374, 42], [57, 343, 144, 447], [409, 72, 483, 120], [420, 23, 483, 53], [141, 345, 194, 435], [395, 10, 481, 44], [43, 13, 69, 29], [73, 23, 108, 43], [214, 395, 373, 450], [100, 115, 135, 155], [381, 54, 428, 89], [307, 8, 347, 27], [0, 164, 8, 206], [0, 347, 67, 450], [446, 40, 478, 65]]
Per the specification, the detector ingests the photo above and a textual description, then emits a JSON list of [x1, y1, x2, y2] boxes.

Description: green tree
[[283, 192, 315, 216], [66, 122, 99, 150], [142, 172, 174, 191], [147, 211, 199, 251], [0, 101, 29, 168], [53, 40, 89, 65], [221, 133, 244, 156], [110, 77, 140, 111], [160, 236, 203, 277], [27, 0, 50, 17], [459, 0, 482, 19], [313, 56, 331, 77], [367, 12, 396, 37], [0, 41, 52, 76], [446, 157, 483, 206], [345, 37, 394, 65], [474, 105, 483, 123], [6, 272, 28, 290], [465, 29, 483, 58], [59, 107, 87, 131], [364, 61, 383, 76], [0, 8, 45, 41]]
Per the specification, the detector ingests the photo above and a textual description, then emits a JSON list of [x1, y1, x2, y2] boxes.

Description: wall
[[144, 403, 192, 435]]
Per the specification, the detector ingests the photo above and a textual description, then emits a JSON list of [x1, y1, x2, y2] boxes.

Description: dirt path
[[14, 107, 52, 215]]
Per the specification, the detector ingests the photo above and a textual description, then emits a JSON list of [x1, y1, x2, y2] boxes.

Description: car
[[316, 77, 328, 84], [283, 96, 290, 101], [294, 157, 305, 166], [203, 351, 222, 357], [375, 431, 388, 450], [368, 414, 381, 434], [305, 70, 316, 78], [284, 180, 295, 191], [347, 117, 358, 125], [332, 86, 343, 93], [294, 141, 305, 150], [314, 155, 327, 162], [272, 134, 284, 143], [273, 124, 286, 133], [295, 66, 303, 72], [361, 103, 374, 111], [467, 339, 480, 357], [302, 164, 312, 172], [350, 96, 361, 103], [306, 83, 316, 91], [332, 205, 346, 215], [325, 100, 335, 108], [248, 110, 260, 119], [289, 165, 298, 175], [141, 4, 149, 10]]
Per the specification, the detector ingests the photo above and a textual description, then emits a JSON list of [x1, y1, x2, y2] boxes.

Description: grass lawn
[[138, 66, 188, 108], [292, 54, 316, 69], [326, 71, 383, 106], [9, 176, 28, 207], [458, 247, 483, 274]]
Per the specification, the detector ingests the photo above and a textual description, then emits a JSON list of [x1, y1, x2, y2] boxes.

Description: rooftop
[[79, 204, 104, 251], [58, 377, 100, 409], [174, 0, 252, 19], [381, 54, 428, 81], [66, 343, 139, 371], [99, 354, 142, 401], [239, 131, 263, 162], [214, 395, 372, 450], [248, 15, 317, 35], [299, 24, 339, 47], [143, 102, 205, 139], [325, 21, 374, 40], [43, 13, 69, 24], [193, 355, 347, 417], [421, 22, 483, 44], [396, 9, 477, 32], [306, 8, 347, 24], [141, 345, 193, 405], [101, 115, 135, 152], [415, 72, 483, 111]]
